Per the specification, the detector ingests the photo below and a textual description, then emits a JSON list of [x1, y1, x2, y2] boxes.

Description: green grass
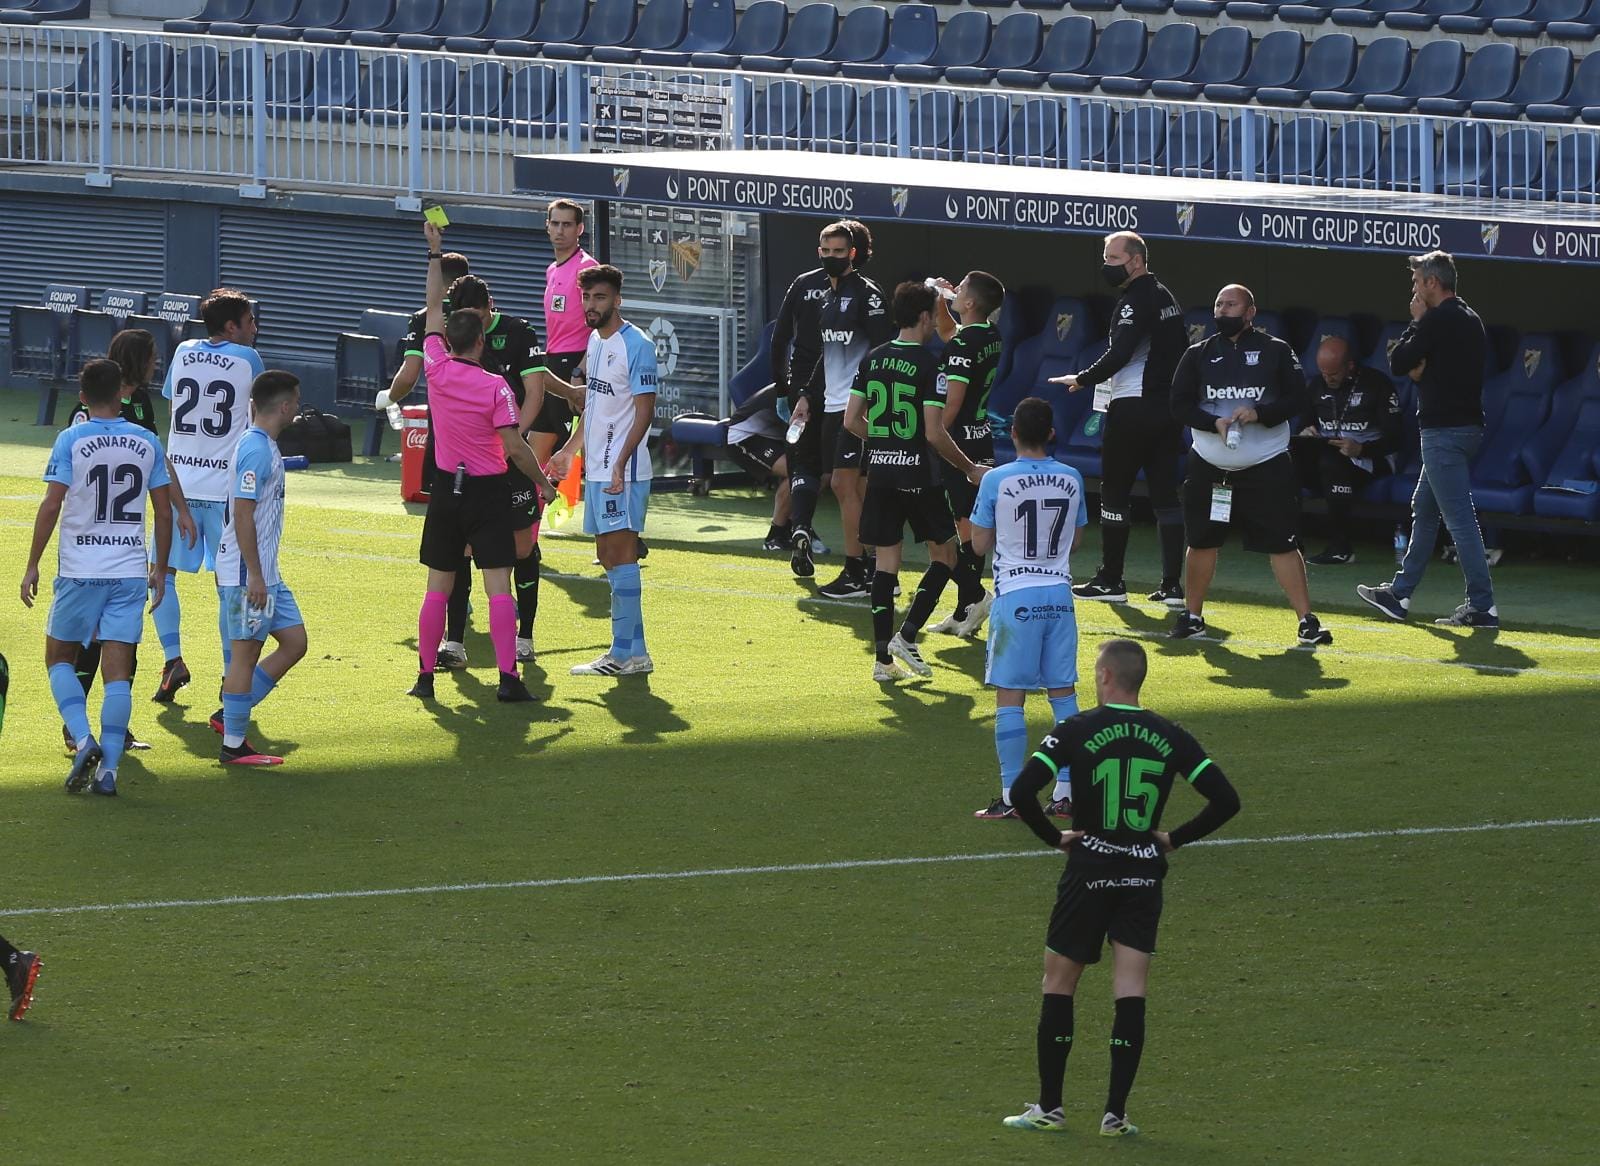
[[0, 405, 1596, 1164]]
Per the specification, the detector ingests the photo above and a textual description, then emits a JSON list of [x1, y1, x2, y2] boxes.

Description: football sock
[[49, 662, 92, 748], [952, 541, 984, 609], [900, 561, 952, 642], [250, 665, 277, 708], [446, 559, 472, 642], [215, 597, 231, 671], [75, 641, 102, 696], [1100, 523, 1131, 583], [0, 936, 18, 963], [995, 704, 1028, 801], [1037, 993, 1075, 1114], [1048, 694, 1079, 802], [789, 472, 820, 534], [417, 590, 448, 674], [1106, 996, 1147, 1120], [152, 581, 181, 661], [1159, 520, 1186, 588], [610, 563, 644, 658], [847, 553, 872, 581], [99, 679, 132, 774], [221, 691, 252, 749], [514, 549, 540, 639], [487, 594, 517, 675], [870, 571, 897, 664]]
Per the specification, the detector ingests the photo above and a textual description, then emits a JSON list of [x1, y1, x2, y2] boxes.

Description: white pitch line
[[2, 816, 1595, 921]]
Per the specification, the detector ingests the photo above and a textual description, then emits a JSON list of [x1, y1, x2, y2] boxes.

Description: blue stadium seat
[[1099, 104, 1168, 172], [1552, 131, 1600, 202], [211, 0, 299, 37], [119, 42, 176, 111], [259, 0, 346, 38], [282, 46, 359, 121], [1437, 120, 1495, 194], [168, 45, 221, 112], [1438, 0, 1531, 31], [1493, 0, 1586, 31], [1257, 32, 1355, 107], [362, 54, 450, 127], [1049, 17, 1143, 93], [1471, 365, 1556, 516], [943, 11, 1035, 86], [897, 9, 990, 82], [798, 82, 857, 150], [456, 60, 508, 132], [497, 0, 586, 56], [1283, 0, 1350, 22], [1329, 0, 1423, 28], [1100, 21, 1199, 96], [1415, 42, 1517, 116], [749, 78, 807, 145], [958, 92, 1012, 162], [1362, 39, 1463, 113], [69, 307, 124, 378], [846, 3, 938, 80], [1485, 126, 1548, 199], [1471, 46, 1571, 120], [1298, 317, 1362, 373], [910, 90, 959, 159], [10, 305, 69, 421], [1267, 115, 1329, 182], [1530, 360, 1600, 520], [642, 0, 734, 62], [1168, 106, 1220, 176], [1009, 97, 1064, 164], [500, 64, 560, 136], [229, 46, 310, 115], [35, 37, 125, 109], [857, 86, 897, 154], [1525, 49, 1600, 123], [690, 0, 783, 67], [348, 0, 440, 45], [1064, 100, 1114, 167], [996, 14, 1093, 89], [1204, 29, 1303, 104], [743, 2, 838, 73], [0, 0, 90, 24], [1017, 298, 1097, 453], [1225, 0, 1287, 18], [1150, 24, 1248, 99], [166, 0, 250, 31], [543, 0, 636, 59], [794, 4, 888, 76], [1327, 118, 1382, 187], [592, 0, 689, 62], [1384, 0, 1475, 27], [1547, 0, 1600, 35], [1123, 0, 1174, 10], [1071, 0, 1119, 11], [1309, 36, 1408, 110], [1376, 121, 1428, 190], [446, 0, 537, 52], [302, 0, 393, 43], [1220, 110, 1273, 179], [1054, 344, 1109, 476], [345, 53, 409, 122], [396, 0, 490, 49], [1172, 0, 1225, 13]]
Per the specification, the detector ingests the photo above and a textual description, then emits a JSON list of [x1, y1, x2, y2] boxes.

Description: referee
[[1168, 285, 1333, 647], [1002, 638, 1240, 1139], [1050, 232, 1188, 608], [408, 221, 555, 704]]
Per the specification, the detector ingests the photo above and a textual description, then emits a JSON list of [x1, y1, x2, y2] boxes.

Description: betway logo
[[821, 329, 855, 344]]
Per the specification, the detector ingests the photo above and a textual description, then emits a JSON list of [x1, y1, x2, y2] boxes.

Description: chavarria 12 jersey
[[164, 338, 264, 503], [44, 417, 170, 579]]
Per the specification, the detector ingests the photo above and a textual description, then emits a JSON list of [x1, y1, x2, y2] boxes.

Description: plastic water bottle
[[1393, 525, 1408, 565], [1225, 421, 1242, 449], [386, 402, 404, 430], [923, 276, 956, 303], [786, 415, 806, 445]]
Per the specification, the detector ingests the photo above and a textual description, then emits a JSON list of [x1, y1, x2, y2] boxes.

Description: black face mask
[[1215, 314, 1248, 338], [1101, 262, 1130, 288], [821, 256, 850, 278]]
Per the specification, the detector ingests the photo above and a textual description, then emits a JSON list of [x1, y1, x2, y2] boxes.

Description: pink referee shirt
[[423, 334, 519, 477], [544, 248, 600, 355]]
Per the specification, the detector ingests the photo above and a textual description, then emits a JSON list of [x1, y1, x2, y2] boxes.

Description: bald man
[[1167, 286, 1332, 646]]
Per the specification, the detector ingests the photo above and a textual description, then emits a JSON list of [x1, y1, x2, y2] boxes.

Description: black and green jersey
[[68, 386, 158, 437], [940, 321, 1001, 454], [1012, 704, 1239, 876], [850, 339, 943, 488], [477, 312, 547, 407]]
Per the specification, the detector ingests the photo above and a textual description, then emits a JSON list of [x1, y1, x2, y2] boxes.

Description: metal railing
[[4, 24, 1600, 206]]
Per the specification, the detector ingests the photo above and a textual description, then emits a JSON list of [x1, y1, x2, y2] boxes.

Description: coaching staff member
[[1000, 638, 1240, 1138], [1294, 336, 1402, 565], [1169, 285, 1333, 647], [409, 221, 554, 706], [1358, 251, 1498, 628], [1050, 232, 1188, 609]]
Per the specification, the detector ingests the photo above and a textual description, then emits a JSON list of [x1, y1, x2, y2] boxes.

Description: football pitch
[[0, 412, 1595, 1164]]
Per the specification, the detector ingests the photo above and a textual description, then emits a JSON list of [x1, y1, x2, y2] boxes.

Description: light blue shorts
[[985, 584, 1080, 691], [583, 480, 650, 536], [166, 498, 227, 574], [218, 582, 303, 643], [47, 576, 146, 645]]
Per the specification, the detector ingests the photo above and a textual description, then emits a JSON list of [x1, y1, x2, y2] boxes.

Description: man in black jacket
[[1358, 251, 1498, 628], [1169, 285, 1333, 647], [1294, 336, 1403, 565], [1051, 233, 1188, 608]]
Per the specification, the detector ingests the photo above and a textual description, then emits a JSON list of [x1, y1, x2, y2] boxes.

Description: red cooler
[[401, 405, 431, 502]]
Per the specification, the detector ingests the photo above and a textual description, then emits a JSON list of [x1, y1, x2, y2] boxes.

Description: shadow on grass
[[1421, 626, 1540, 675], [571, 675, 691, 745]]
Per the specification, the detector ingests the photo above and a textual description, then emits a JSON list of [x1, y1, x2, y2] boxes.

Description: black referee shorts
[[530, 351, 582, 438], [506, 463, 543, 532], [1099, 397, 1183, 522], [860, 483, 956, 548], [420, 472, 517, 571], [1046, 866, 1164, 964], [1182, 452, 1300, 554]]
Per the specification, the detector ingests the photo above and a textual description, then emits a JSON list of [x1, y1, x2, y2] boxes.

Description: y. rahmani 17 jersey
[[971, 457, 1088, 595]]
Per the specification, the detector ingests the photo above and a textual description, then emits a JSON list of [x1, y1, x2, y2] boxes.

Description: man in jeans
[[1357, 251, 1498, 628]]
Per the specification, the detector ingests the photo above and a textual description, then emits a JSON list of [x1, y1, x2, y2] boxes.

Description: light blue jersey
[[583, 321, 659, 484], [163, 338, 263, 503], [44, 417, 170, 579], [214, 426, 286, 588], [971, 456, 1088, 596]]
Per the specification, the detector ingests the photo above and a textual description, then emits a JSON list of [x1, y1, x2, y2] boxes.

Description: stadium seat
[[1009, 96, 1065, 164], [742, 2, 838, 73], [1362, 39, 1463, 113], [167, 44, 221, 112], [1100, 21, 1199, 96], [749, 78, 807, 145], [1049, 17, 1143, 93], [1471, 367, 1556, 516], [1327, 118, 1382, 187], [0, 0, 90, 22], [793, 5, 888, 76], [257, 0, 344, 37], [1063, 100, 1114, 167], [909, 90, 959, 159], [1329, 0, 1423, 28], [497, 0, 587, 56], [279, 46, 359, 121], [1123, 0, 1174, 10], [166, 0, 251, 32], [302, 0, 393, 43], [1150, 24, 1249, 99], [10, 305, 69, 423], [591, 0, 689, 63], [1298, 317, 1362, 373], [843, 3, 938, 80], [1416, 43, 1517, 116], [210, 0, 299, 36], [798, 82, 857, 149], [1054, 344, 1110, 476], [1309, 36, 1408, 110], [1552, 131, 1600, 202], [1547, 0, 1600, 35], [455, 60, 508, 132], [501, 64, 560, 136], [996, 14, 1093, 89], [1168, 106, 1221, 176], [1384, 0, 1476, 27], [225, 46, 310, 115], [1204, 29, 1303, 104], [1267, 115, 1329, 182], [944, 11, 1036, 85], [35, 37, 125, 109], [1220, 110, 1273, 179], [957, 92, 1012, 162], [393, 0, 490, 48], [1437, 120, 1494, 194], [117, 41, 176, 111], [347, 0, 439, 45], [1256, 32, 1355, 107], [1471, 46, 1572, 120], [1489, 127, 1549, 199], [1374, 121, 1427, 190], [348, 54, 410, 122], [1493, 0, 1586, 32], [640, 0, 733, 63], [393, 55, 456, 126], [68, 309, 122, 377], [1001, 297, 1096, 439], [539, 0, 636, 59], [1525, 50, 1600, 124], [1097, 104, 1167, 172], [895, 9, 991, 83], [444, 0, 536, 51], [690, 0, 784, 68], [1438, 0, 1532, 31], [856, 86, 897, 155], [1531, 367, 1600, 521], [99, 289, 149, 324], [1172, 0, 1225, 13]]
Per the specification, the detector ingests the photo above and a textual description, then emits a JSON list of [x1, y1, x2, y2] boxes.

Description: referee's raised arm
[[423, 221, 447, 336]]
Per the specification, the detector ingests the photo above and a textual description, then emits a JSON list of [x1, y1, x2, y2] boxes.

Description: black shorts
[[506, 463, 543, 532], [940, 441, 992, 519], [820, 408, 863, 472], [860, 483, 956, 547], [419, 472, 517, 571], [530, 350, 583, 437], [1046, 866, 1164, 964], [1182, 451, 1300, 554], [733, 434, 785, 472]]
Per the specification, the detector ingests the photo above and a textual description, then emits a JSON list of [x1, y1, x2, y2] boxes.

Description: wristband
[[427, 251, 443, 260]]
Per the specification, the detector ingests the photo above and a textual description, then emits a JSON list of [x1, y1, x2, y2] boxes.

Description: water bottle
[[923, 276, 956, 303], [1225, 421, 1242, 450], [1393, 525, 1408, 565], [786, 415, 807, 445], [386, 402, 404, 430]]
